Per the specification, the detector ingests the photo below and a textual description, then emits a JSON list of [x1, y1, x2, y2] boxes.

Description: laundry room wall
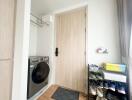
[[29, 15, 38, 56], [36, 16, 52, 57]]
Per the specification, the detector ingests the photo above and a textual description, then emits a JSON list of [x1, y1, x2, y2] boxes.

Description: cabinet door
[[0, 0, 15, 59], [0, 60, 13, 100]]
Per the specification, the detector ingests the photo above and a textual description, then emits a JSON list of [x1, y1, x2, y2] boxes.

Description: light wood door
[[0, 0, 16, 100], [55, 8, 86, 92], [0, 61, 13, 100], [0, 0, 15, 60]]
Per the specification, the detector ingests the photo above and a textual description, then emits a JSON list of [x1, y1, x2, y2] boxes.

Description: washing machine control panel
[[29, 56, 49, 65]]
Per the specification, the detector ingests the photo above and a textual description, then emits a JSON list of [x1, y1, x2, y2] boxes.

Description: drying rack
[[30, 13, 49, 27]]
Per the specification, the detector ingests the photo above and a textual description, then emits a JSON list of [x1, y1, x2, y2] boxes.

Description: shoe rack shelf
[[88, 64, 129, 100]]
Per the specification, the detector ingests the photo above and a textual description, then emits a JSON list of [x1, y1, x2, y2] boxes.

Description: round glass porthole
[[32, 62, 50, 84]]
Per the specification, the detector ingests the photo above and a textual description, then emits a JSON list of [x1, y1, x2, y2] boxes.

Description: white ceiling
[[31, 0, 87, 15]]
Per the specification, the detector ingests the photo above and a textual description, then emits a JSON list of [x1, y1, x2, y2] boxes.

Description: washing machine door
[[32, 62, 50, 84]]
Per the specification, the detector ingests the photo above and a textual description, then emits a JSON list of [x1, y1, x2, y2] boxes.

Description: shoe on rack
[[101, 97, 107, 100], [117, 83, 126, 94], [89, 86, 97, 95], [89, 73, 97, 79], [104, 81, 109, 89], [96, 73, 103, 80], [97, 81, 103, 88], [96, 96, 107, 100], [96, 96, 101, 100], [97, 88, 103, 97], [118, 87, 126, 94], [106, 91, 119, 100], [89, 64, 99, 72], [109, 82, 116, 91]]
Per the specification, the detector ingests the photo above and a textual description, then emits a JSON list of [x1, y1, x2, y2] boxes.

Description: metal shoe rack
[[88, 64, 129, 100]]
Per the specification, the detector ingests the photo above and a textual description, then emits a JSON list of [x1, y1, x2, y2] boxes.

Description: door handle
[[55, 48, 59, 56]]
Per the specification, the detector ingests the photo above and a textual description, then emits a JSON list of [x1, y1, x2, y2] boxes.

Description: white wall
[[126, 0, 132, 98], [88, 0, 121, 65], [129, 26, 132, 99], [37, 25, 52, 56], [29, 23, 38, 56]]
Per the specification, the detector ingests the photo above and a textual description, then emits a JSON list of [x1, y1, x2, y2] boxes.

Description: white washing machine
[[27, 56, 50, 99]]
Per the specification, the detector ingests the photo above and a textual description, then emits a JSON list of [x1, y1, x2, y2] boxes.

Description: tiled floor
[[38, 85, 87, 100]]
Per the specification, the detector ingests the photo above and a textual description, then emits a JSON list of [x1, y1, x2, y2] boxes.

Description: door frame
[[11, 0, 31, 100], [53, 3, 88, 93]]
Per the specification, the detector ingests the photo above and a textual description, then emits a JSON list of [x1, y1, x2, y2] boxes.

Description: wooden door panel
[[0, 0, 15, 59], [0, 0, 15, 99], [55, 8, 86, 92], [0, 60, 13, 100]]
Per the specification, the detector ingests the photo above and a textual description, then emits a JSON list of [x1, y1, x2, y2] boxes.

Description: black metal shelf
[[88, 64, 129, 100]]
